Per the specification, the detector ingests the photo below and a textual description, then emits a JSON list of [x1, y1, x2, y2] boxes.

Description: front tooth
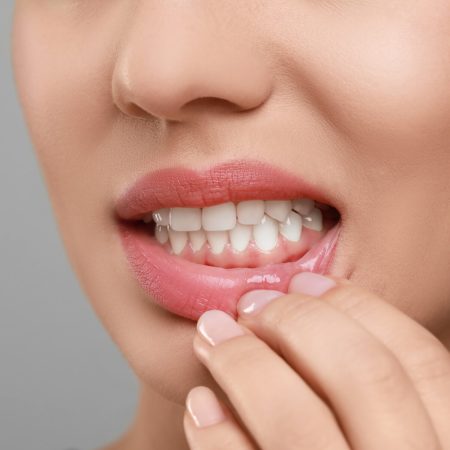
[[152, 208, 170, 226], [253, 215, 278, 251], [229, 223, 252, 252], [279, 211, 302, 242], [293, 198, 315, 216], [206, 231, 228, 254], [170, 207, 202, 231], [168, 229, 188, 255], [155, 225, 169, 244], [236, 200, 265, 225], [189, 230, 206, 252], [202, 202, 236, 231], [265, 200, 292, 222], [302, 207, 323, 231]]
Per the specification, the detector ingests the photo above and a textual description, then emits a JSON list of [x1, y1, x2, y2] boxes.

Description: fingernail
[[237, 290, 284, 316], [288, 272, 336, 297], [186, 386, 226, 428], [197, 310, 244, 346]]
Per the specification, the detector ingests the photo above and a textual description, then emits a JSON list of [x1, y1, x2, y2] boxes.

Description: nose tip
[[111, 7, 273, 122]]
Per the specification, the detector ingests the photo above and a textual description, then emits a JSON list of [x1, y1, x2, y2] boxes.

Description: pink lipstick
[[116, 160, 342, 320]]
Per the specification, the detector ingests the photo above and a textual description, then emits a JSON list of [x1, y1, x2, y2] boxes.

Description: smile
[[116, 160, 342, 320]]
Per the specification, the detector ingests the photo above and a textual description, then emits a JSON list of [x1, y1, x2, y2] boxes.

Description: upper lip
[[115, 159, 340, 220]]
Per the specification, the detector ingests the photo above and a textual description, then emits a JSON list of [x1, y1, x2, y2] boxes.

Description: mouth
[[116, 160, 342, 320]]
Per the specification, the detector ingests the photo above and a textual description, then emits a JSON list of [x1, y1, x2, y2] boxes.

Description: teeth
[[293, 198, 315, 216], [152, 208, 170, 226], [265, 200, 292, 222], [189, 229, 207, 252], [229, 223, 252, 252], [147, 197, 328, 255], [279, 211, 302, 242], [168, 229, 188, 255], [202, 202, 237, 231], [302, 207, 323, 231], [155, 225, 169, 244], [236, 200, 265, 225], [253, 215, 278, 251], [206, 231, 228, 254], [170, 207, 202, 232]]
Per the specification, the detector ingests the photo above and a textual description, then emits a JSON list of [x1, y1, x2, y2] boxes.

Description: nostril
[[119, 100, 152, 119], [110, 22, 273, 123], [183, 96, 255, 116], [111, 77, 148, 119]]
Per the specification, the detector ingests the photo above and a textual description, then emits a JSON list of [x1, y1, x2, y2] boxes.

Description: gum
[[161, 225, 330, 268]]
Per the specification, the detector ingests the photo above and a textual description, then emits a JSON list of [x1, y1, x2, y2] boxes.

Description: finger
[[194, 310, 350, 450], [183, 386, 255, 450], [237, 278, 440, 450], [304, 275, 450, 447]]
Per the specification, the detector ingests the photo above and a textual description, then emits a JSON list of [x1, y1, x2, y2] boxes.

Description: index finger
[[305, 275, 450, 446]]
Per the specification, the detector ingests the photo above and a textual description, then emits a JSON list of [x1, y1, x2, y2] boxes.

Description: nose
[[112, 3, 273, 122]]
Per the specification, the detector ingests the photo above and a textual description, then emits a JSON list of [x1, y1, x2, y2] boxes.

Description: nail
[[288, 272, 336, 297], [197, 310, 244, 346], [186, 386, 226, 428], [237, 290, 284, 316]]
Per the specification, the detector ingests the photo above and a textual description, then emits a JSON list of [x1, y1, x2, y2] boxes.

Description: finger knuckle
[[280, 429, 341, 450], [403, 433, 442, 450], [210, 336, 267, 375], [345, 340, 405, 395], [261, 296, 324, 340], [215, 434, 247, 450], [328, 285, 374, 317], [406, 340, 450, 384]]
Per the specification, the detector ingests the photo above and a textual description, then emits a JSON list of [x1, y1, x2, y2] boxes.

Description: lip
[[116, 160, 342, 320]]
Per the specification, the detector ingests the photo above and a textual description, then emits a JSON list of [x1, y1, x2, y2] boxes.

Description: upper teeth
[[202, 202, 237, 231], [147, 199, 324, 254]]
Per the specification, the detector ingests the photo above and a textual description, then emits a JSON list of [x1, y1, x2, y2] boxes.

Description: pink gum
[[164, 226, 328, 268]]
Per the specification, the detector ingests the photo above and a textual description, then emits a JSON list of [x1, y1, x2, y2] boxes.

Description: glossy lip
[[116, 160, 343, 320], [116, 160, 339, 220]]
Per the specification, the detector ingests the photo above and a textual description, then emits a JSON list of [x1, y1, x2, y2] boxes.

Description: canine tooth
[[253, 215, 278, 251], [170, 207, 202, 231], [168, 229, 188, 255], [236, 200, 265, 225], [152, 208, 170, 226], [293, 198, 315, 216], [155, 225, 169, 244], [265, 200, 292, 222], [279, 211, 302, 242], [202, 202, 236, 231], [302, 207, 323, 231], [206, 231, 228, 254], [189, 230, 207, 252], [229, 223, 252, 252]]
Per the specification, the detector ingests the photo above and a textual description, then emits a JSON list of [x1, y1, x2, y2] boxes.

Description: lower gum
[[164, 227, 327, 268]]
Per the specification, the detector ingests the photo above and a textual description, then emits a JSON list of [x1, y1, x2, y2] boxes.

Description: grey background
[[1, 3, 138, 449]]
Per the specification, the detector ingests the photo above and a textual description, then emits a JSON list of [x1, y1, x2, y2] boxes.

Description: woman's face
[[12, 0, 450, 403]]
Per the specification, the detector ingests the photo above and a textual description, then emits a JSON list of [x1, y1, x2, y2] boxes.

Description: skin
[[185, 274, 450, 449], [11, 1, 450, 448]]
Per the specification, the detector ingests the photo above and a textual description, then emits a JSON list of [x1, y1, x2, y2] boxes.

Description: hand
[[183, 272, 450, 450]]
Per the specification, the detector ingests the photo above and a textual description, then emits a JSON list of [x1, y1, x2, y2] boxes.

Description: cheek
[[12, 4, 118, 184], [306, 6, 450, 149], [340, 30, 450, 140]]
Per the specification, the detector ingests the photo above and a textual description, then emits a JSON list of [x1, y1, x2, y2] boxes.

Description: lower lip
[[119, 221, 342, 320]]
